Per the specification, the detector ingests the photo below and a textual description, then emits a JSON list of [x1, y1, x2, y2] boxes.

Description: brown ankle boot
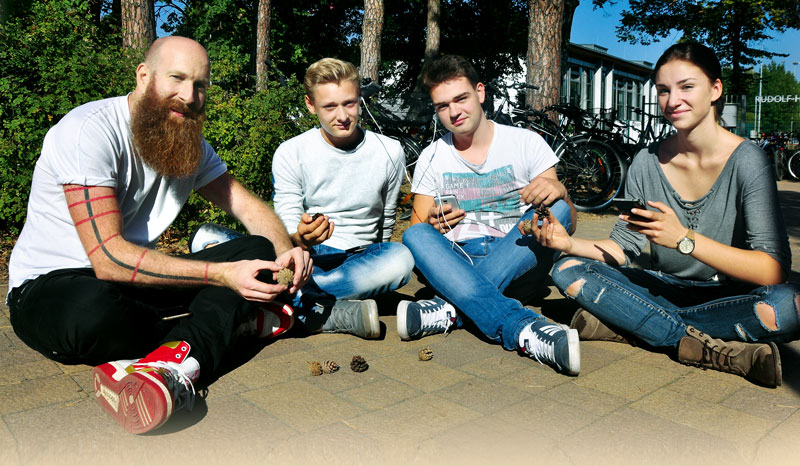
[[569, 309, 629, 344], [677, 326, 782, 388]]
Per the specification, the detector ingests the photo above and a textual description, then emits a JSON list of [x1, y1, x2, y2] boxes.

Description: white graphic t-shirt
[[411, 122, 558, 242]]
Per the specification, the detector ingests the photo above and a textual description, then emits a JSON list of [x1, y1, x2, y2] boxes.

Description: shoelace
[[523, 325, 561, 366], [134, 361, 196, 412], [420, 305, 455, 335], [701, 344, 735, 371]]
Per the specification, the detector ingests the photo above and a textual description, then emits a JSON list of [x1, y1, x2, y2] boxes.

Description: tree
[[423, 0, 440, 65], [593, 0, 800, 96], [255, 0, 271, 91], [122, 0, 155, 51], [747, 62, 800, 133], [525, 0, 579, 109], [359, 0, 383, 83]]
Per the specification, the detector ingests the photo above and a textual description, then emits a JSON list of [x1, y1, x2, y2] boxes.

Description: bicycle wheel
[[788, 151, 800, 180], [555, 136, 627, 212], [773, 148, 786, 181]]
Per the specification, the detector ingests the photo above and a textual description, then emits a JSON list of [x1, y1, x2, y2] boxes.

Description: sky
[[570, 1, 800, 80]]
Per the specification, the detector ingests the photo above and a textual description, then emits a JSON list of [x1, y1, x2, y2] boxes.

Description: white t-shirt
[[272, 127, 405, 250], [8, 95, 227, 292], [411, 122, 558, 242]]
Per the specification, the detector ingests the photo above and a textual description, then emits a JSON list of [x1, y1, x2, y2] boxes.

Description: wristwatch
[[677, 229, 695, 255]]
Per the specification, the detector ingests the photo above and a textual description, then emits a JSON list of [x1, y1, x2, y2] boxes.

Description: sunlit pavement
[[1, 180, 799, 466]]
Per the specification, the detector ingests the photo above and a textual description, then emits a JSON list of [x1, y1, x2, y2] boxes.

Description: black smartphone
[[612, 198, 646, 215], [345, 244, 368, 254]]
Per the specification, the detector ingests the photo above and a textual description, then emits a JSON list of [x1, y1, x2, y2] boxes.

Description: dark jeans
[[8, 236, 277, 382]]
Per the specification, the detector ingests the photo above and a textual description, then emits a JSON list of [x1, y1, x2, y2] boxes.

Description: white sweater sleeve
[[381, 141, 406, 242], [271, 142, 305, 235]]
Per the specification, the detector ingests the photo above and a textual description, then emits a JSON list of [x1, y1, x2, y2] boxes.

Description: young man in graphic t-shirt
[[397, 55, 581, 375]]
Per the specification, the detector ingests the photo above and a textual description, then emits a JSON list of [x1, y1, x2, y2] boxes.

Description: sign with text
[[756, 95, 800, 103]]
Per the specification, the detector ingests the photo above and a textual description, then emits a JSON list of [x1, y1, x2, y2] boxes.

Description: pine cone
[[535, 204, 550, 220], [521, 219, 533, 235], [308, 361, 323, 376], [323, 360, 340, 374], [350, 355, 369, 372], [418, 346, 434, 361], [277, 268, 294, 287]]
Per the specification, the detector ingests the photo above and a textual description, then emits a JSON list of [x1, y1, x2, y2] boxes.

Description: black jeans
[[8, 236, 277, 382]]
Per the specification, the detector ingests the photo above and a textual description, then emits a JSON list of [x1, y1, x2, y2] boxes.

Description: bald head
[[131, 36, 210, 113]]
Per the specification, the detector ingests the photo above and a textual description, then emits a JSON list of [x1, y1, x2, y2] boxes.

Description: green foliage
[[172, 70, 316, 235], [592, 0, 800, 95], [744, 62, 800, 133], [0, 0, 137, 239]]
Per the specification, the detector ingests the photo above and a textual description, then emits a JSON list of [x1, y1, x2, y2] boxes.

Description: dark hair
[[654, 42, 724, 117], [422, 55, 481, 92]]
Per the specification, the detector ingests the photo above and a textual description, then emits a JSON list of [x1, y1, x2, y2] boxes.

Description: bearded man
[[6, 36, 311, 434]]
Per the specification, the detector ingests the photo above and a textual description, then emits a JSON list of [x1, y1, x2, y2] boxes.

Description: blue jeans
[[293, 242, 414, 331], [402, 200, 573, 351], [551, 257, 800, 347]]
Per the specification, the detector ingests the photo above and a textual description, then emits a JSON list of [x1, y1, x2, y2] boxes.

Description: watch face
[[678, 237, 694, 254]]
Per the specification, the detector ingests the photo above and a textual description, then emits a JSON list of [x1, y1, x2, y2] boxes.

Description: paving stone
[[753, 409, 800, 466], [0, 375, 85, 416], [411, 414, 570, 466], [720, 386, 800, 422], [435, 377, 532, 414], [0, 359, 62, 386], [666, 370, 747, 403], [406, 337, 501, 370], [0, 419, 19, 466], [226, 350, 312, 389], [491, 396, 599, 440], [242, 379, 365, 433], [496, 363, 573, 394], [564, 407, 750, 465], [305, 363, 387, 394], [623, 346, 693, 374], [573, 341, 630, 373], [267, 421, 381, 466], [540, 381, 629, 416], [251, 336, 314, 360], [457, 353, 532, 380], [339, 378, 423, 411], [344, 393, 482, 444], [630, 388, 776, 447], [0, 347, 44, 368], [575, 359, 680, 401], [370, 353, 473, 393]]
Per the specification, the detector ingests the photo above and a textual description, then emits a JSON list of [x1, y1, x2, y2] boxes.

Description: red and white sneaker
[[92, 341, 197, 434], [237, 302, 295, 339]]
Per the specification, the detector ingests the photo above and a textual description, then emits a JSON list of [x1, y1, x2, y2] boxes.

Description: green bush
[[0, 0, 137, 240]]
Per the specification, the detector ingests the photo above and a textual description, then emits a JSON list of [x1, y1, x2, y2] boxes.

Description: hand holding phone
[[612, 198, 645, 216], [434, 194, 461, 212]]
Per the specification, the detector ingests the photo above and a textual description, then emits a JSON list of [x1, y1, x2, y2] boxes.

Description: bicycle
[[487, 81, 627, 212], [787, 149, 800, 180]]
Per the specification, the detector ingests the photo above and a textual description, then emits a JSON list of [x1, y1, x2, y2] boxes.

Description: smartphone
[[345, 244, 368, 254], [612, 198, 646, 215], [434, 194, 461, 212]]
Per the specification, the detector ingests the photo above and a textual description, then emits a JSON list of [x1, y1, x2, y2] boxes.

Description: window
[[613, 75, 643, 121], [561, 65, 593, 110]]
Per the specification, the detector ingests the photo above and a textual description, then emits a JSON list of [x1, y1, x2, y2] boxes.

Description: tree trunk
[[122, 0, 155, 52], [256, 0, 272, 92], [360, 0, 383, 83], [424, 0, 440, 64], [526, 0, 573, 109]]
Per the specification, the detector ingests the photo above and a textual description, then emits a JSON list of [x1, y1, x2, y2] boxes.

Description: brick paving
[[1, 180, 799, 466]]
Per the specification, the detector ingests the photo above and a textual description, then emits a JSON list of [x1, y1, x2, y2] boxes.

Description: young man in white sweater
[[269, 58, 414, 338]]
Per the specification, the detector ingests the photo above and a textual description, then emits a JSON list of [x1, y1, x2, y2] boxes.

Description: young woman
[[528, 42, 799, 387]]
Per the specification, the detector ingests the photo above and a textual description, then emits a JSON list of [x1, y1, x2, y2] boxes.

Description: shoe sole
[[396, 300, 411, 340], [258, 302, 296, 339], [92, 366, 171, 434], [769, 341, 783, 387], [362, 299, 381, 339], [565, 328, 581, 376]]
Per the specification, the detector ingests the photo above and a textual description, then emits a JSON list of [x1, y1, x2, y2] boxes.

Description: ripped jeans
[[551, 257, 800, 348]]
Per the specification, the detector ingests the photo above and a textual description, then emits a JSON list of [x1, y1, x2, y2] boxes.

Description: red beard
[[130, 82, 207, 178]]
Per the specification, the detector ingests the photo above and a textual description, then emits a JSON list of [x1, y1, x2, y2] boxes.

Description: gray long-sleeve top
[[610, 141, 791, 282]]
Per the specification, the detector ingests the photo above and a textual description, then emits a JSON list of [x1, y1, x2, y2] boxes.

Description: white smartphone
[[434, 194, 460, 212]]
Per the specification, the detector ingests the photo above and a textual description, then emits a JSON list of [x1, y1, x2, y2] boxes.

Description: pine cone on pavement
[[323, 360, 340, 374], [418, 346, 434, 361], [308, 361, 323, 376], [350, 355, 368, 372]]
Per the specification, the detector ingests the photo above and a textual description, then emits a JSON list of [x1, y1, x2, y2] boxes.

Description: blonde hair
[[304, 58, 360, 101]]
